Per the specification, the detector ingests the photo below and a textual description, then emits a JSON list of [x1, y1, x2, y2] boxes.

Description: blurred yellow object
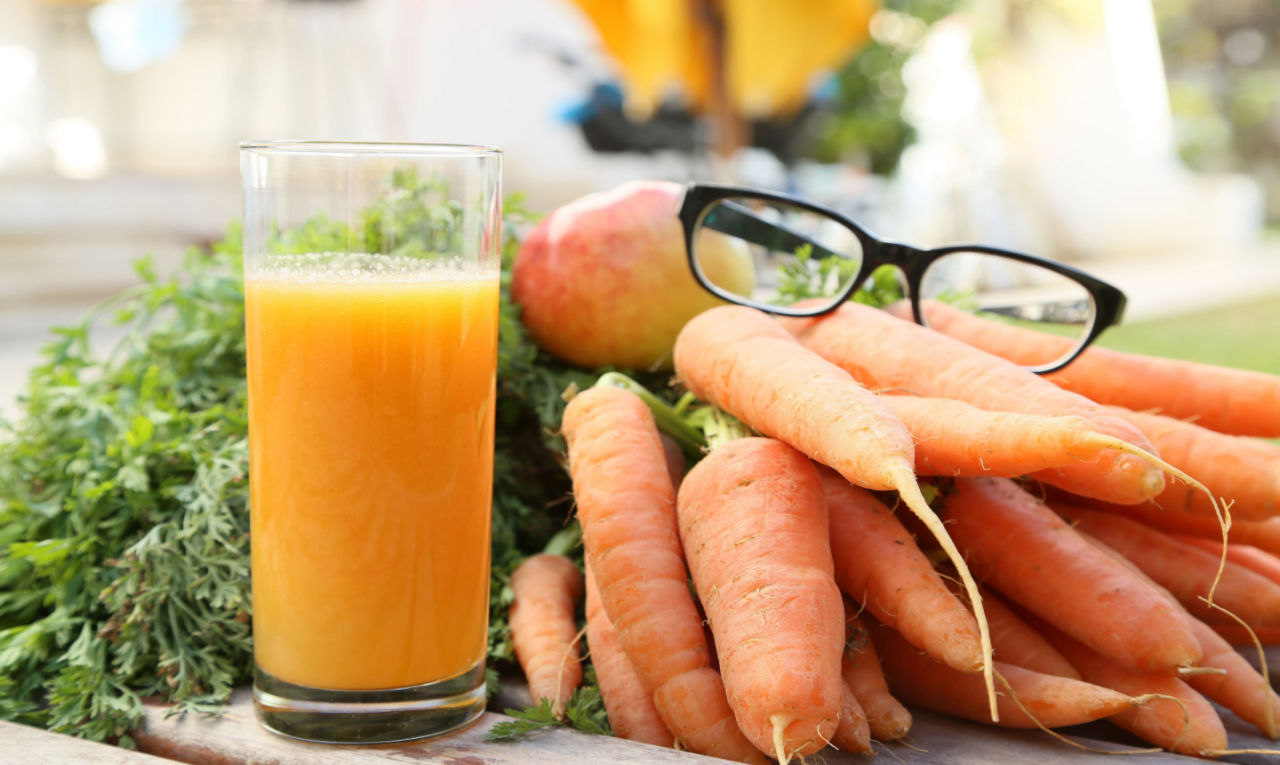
[[723, 0, 875, 118], [570, 0, 875, 120]]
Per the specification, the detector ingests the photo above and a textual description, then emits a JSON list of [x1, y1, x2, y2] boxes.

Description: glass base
[[253, 662, 486, 744]]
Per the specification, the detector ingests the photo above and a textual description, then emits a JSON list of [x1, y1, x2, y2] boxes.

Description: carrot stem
[[594, 372, 706, 458], [891, 469, 998, 722]]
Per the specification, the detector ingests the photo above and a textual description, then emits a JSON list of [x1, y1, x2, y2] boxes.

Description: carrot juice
[[246, 264, 498, 691]]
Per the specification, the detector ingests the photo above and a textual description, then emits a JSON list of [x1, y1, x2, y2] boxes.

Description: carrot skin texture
[[971, 585, 1080, 679], [881, 394, 1132, 479], [1080, 498, 1280, 556], [509, 553, 585, 717], [780, 302, 1163, 504], [943, 477, 1202, 672], [585, 566, 675, 748], [867, 619, 1134, 728], [822, 467, 983, 673], [1038, 621, 1229, 756], [842, 613, 913, 740], [562, 386, 765, 763], [831, 683, 872, 754], [904, 298, 1280, 438], [1184, 617, 1280, 739], [1109, 406, 1280, 521], [677, 438, 844, 762], [1177, 536, 1280, 588], [1057, 504, 1280, 630]]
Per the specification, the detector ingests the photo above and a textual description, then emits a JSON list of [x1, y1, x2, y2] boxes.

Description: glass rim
[[238, 140, 502, 158]]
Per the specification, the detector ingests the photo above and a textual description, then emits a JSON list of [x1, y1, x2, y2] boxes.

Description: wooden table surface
[[6, 665, 1280, 764]]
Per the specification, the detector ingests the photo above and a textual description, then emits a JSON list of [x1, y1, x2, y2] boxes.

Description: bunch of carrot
[[508, 298, 1280, 762]]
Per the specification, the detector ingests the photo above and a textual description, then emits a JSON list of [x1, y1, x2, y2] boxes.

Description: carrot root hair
[[995, 669, 1158, 756], [1200, 595, 1275, 739], [1091, 433, 1237, 606], [891, 467, 997, 722], [771, 713, 796, 765], [554, 624, 589, 719]]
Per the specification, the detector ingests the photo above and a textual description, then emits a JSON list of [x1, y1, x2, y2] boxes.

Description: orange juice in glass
[[240, 142, 501, 744]]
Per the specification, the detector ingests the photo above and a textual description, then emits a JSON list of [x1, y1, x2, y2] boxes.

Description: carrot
[[508, 553, 585, 718], [1207, 622, 1280, 645], [584, 566, 675, 748], [880, 394, 1201, 492], [1080, 497, 1280, 556], [1177, 537, 1280, 588], [1185, 617, 1280, 739], [866, 617, 1137, 728], [1109, 406, 1280, 521], [1036, 618, 1229, 757], [1057, 504, 1280, 630], [963, 583, 1080, 679], [820, 466, 984, 673], [676, 437, 844, 763], [1084, 532, 1280, 740], [562, 386, 766, 764], [674, 305, 998, 718], [842, 611, 912, 741], [778, 301, 1164, 505], [942, 477, 1202, 673], [901, 298, 1280, 438], [831, 683, 872, 755]]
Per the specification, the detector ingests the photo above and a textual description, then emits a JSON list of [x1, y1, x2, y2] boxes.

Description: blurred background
[[2, 0, 1279, 413]]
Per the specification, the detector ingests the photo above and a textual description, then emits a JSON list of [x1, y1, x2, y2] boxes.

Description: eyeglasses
[[677, 183, 1127, 374]]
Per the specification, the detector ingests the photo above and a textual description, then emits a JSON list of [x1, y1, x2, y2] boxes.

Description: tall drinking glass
[[240, 142, 501, 744]]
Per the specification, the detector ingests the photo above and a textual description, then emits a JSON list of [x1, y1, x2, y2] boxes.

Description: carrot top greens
[[0, 175, 621, 743]]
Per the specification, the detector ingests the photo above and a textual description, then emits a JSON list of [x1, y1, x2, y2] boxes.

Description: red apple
[[512, 180, 755, 370]]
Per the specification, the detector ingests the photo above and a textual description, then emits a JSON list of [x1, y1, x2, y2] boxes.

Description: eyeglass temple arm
[[701, 201, 848, 263]]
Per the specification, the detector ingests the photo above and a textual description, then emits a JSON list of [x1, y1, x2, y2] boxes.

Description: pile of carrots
[[508, 299, 1280, 762]]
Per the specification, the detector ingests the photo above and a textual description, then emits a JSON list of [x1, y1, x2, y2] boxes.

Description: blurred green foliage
[[1155, 0, 1280, 220], [802, 0, 960, 174]]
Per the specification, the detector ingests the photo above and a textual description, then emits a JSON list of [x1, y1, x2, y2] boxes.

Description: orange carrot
[[831, 684, 872, 755], [902, 298, 1280, 438], [866, 618, 1136, 728], [842, 611, 912, 741], [881, 393, 1178, 482], [676, 437, 844, 763], [966, 584, 1080, 679], [821, 466, 983, 673], [942, 477, 1202, 673], [1083, 532, 1280, 740], [1185, 617, 1280, 739], [584, 566, 674, 748], [562, 386, 765, 763], [674, 305, 997, 718], [1037, 618, 1229, 756], [1081, 497, 1280, 556], [1207, 622, 1280, 645], [1109, 406, 1280, 521], [1178, 537, 1280, 588], [509, 553, 584, 718], [779, 301, 1164, 505], [1058, 504, 1280, 630]]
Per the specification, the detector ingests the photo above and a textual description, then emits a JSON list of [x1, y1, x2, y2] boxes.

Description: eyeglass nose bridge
[[862, 239, 928, 285]]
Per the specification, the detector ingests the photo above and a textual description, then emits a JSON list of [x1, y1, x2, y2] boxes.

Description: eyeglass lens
[[918, 251, 1096, 370], [692, 197, 866, 310]]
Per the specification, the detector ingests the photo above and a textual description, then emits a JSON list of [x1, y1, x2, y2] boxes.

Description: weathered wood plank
[[133, 689, 1223, 765], [136, 689, 723, 764], [0, 720, 174, 764]]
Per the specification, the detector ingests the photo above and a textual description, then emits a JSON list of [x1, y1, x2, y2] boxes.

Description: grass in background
[[1096, 293, 1280, 375]]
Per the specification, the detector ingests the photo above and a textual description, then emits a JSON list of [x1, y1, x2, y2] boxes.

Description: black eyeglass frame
[[678, 183, 1128, 374]]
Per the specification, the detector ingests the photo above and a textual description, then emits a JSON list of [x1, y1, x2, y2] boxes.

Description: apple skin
[[512, 180, 755, 371]]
